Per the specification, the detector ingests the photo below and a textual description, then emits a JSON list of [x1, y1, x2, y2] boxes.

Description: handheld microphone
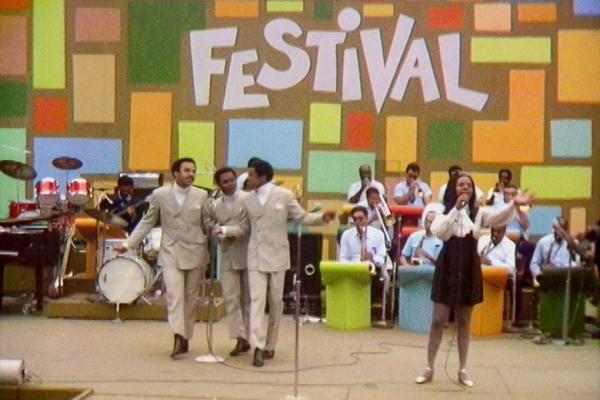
[[309, 203, 322, 213]]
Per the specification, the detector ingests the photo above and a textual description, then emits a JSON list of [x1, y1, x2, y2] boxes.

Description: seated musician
[[356, 187, 395, 239], [477, 225, 516, 275], [393, 162, 432, 207], [485, 168, 514, 207], [400, 205, 443, 266], [339, 206, 387, 268], [347, 164, 386, 204], [99, 175, 144, 234], [530, 217, 580, 287]]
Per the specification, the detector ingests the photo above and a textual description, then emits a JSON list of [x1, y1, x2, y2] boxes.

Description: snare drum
[[67, 178, 91, 206], [35, 177, 59, 207], [97, 257, 153, 304], [9, 200, 38, 218]]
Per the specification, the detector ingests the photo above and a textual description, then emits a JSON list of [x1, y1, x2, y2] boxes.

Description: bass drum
[[97, 257, 153, 304]]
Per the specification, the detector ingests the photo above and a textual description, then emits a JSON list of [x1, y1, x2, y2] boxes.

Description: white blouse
[[430, 202, 517, 241]]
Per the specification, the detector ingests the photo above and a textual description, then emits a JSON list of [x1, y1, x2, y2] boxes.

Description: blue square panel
[[33, 138, 122, 191], [227, 119, 303, 170], [551, 120, 592, 158]]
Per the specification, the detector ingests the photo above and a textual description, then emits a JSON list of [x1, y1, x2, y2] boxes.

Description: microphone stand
[[373, 206, 393, 329], [195, 229, 224, 363], [286, 217, 308, 400]]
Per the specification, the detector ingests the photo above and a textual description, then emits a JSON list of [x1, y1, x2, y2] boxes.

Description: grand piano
[[0, 220, 60, 312]]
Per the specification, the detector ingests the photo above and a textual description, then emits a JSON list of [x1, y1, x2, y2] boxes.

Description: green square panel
[[428, 121, 464, 160], [129, 1, 205, 84], [308, 151, 375, 194], [0, 82, 27, 118], [315, 1, 333, 21]]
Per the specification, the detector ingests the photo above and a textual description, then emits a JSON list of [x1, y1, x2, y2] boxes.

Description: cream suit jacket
[[210, 190, 249, 271], [231, 185, 325, 272], [125, 184, 210, 270]]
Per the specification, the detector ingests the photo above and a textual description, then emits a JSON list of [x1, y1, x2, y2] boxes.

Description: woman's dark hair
[[252, 159, 274, 181], [171, 157, 196, 175], [443, 172, 477, 218], [213, 166, 236, 185]]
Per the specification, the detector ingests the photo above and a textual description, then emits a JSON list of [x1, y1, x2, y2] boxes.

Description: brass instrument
[[360, 225, 368, 262], [377, 192, 396, 227], [411, 234, 426, 265]]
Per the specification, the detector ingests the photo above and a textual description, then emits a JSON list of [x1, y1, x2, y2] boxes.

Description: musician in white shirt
[[339, 206, 387, 267], [477, 225, 516, 275], [530, 217, 579, 287], [393, 162, 432, 207], [347, 164, 386, 204]]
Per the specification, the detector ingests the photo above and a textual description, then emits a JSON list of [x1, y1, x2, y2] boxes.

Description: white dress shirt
[[530, 233, 579, 278], [347, 179, 386, 203], [173, 183, 191, 206], [339, 226, 386, 267], [393, 180, 432, 207], [255, 182, 274, 206], [477, 234, 516, 275]]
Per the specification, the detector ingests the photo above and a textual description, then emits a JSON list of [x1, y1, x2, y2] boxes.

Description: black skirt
[[431, 233, 483, 307]]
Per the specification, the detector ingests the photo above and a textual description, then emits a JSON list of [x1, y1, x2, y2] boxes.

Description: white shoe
[[415, 367, 433, 384], [458, 369, 474, 387]]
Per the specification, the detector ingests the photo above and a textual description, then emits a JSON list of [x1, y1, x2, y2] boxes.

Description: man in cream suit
[[218, 160, 335, 367], [117, 158, 210, 358], [211, 167, 251, 357]]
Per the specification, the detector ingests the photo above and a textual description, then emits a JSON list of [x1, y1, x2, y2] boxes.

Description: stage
[[0, 312, 598, 400]]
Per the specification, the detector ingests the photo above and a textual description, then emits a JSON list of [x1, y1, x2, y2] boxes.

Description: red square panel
[[0, 0, 28, 11], [427, 6, 465, 30], [34, 97, 68, 134], [347, 112, 374, 150]]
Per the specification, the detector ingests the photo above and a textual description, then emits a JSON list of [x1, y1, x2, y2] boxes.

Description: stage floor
[[0, 313, 598, 400]]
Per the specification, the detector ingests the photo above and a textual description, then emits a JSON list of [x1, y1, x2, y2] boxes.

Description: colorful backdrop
[[0, 0, 598, 251]]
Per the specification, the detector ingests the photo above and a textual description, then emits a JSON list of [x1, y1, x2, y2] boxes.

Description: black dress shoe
[[229, 337, 251, 356], [170, 334, 187, 359], [253, 348, 264, 367], [263, 350, 275, 360]]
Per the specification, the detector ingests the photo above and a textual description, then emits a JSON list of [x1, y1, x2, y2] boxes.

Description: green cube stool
[[321, 261, 372, 330], [539, 267, 595, 338]]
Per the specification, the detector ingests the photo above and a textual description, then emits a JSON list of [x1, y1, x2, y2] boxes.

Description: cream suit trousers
[[162, 266, 202, 340], [221, 268, 251, 340], [248, 270, 286, 351]]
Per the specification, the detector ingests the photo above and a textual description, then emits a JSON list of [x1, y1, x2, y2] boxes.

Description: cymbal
[[0, 159, 38, 180], [52, 156, 83, 170], [85, 209, 129, 228]]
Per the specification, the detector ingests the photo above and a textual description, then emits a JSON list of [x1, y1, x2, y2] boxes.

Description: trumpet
[[377, 192, 396, 227]]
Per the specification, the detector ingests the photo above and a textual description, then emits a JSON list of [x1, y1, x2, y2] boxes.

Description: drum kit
[[1, 157, 162, 317]]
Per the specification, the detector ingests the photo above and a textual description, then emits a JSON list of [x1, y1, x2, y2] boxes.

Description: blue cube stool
[[396, 264, 435, 333]]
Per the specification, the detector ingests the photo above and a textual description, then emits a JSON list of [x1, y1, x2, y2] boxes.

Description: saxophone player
[[339, 206, 387, 267], [400, 205, 443, 266]]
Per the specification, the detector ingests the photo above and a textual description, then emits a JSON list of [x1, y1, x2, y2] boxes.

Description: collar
[[256, 181, 274, 195]]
